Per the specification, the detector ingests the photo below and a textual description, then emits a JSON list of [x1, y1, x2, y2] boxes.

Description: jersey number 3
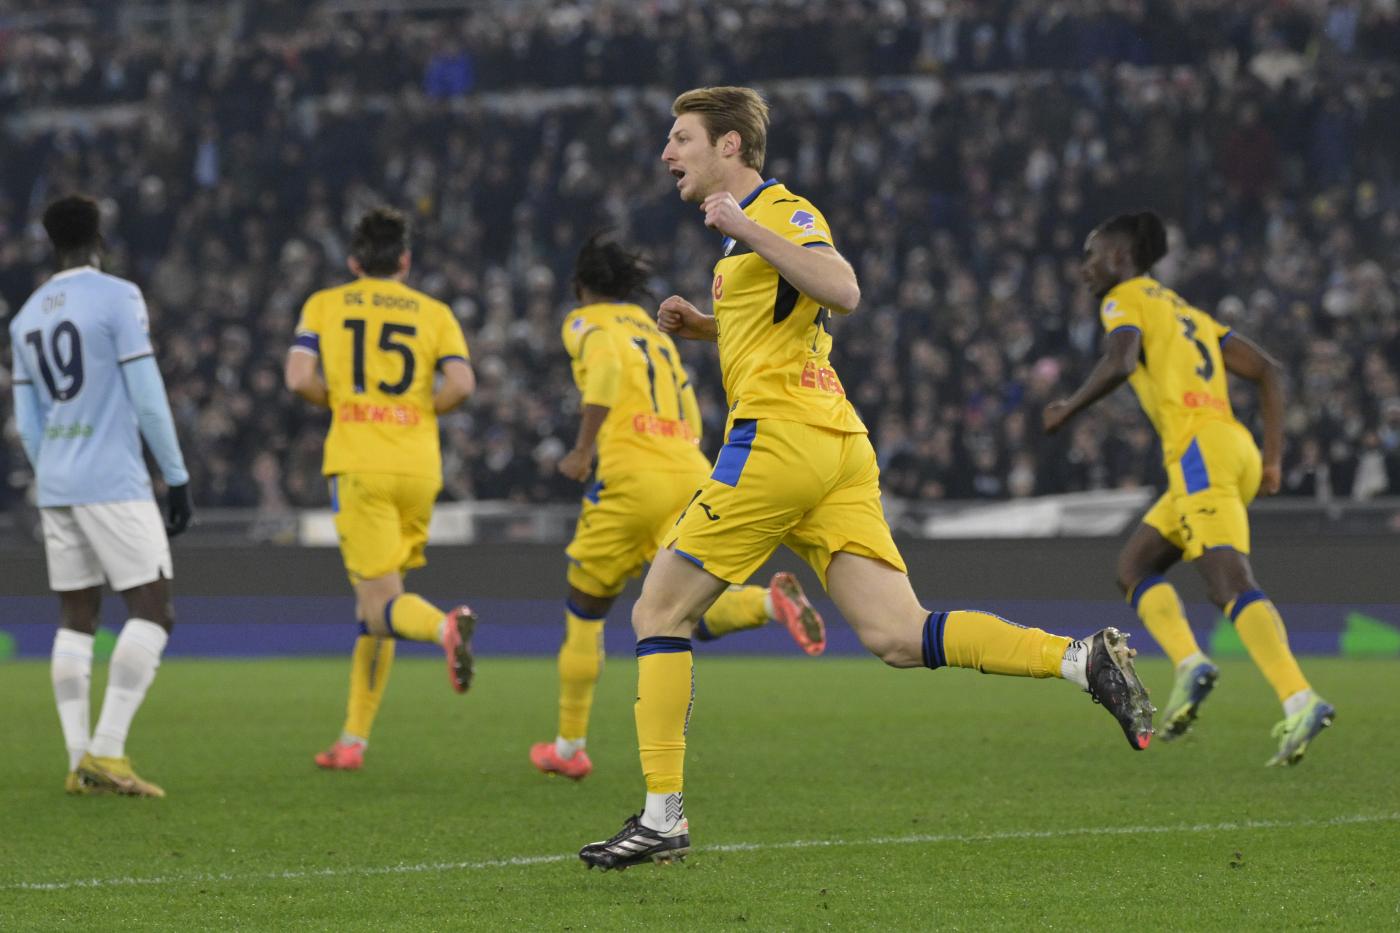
[[344, 319, 416, 395], [1176, 315, 1215, 381]]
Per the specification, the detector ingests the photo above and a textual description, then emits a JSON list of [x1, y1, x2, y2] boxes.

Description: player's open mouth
[[671, 168, 686, 186]]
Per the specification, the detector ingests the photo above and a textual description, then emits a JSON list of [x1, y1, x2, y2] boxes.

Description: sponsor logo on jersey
[[1182, 391, 1228, 413], [713, 274, 724, 301], [337, 402, 423, 426], [788, 209, 828, 239], [800, 362, 845, 395]]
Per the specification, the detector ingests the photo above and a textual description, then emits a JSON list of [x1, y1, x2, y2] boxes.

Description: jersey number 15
[[344, 319, 415, 395]]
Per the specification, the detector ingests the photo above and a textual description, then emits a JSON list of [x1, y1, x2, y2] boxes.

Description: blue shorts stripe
[[383, 596, 399, 638], [1129, 574, 1168, 610], [329, 476, 340, 513], [711, 419, 757, 487], [672, 548, 705, 570], [1229, 589, 1268, 623], [693, 618, 716, 642], [1181, 438, 1210, 494], [565, 599, 607, 621], [636, 636, 693, 657]]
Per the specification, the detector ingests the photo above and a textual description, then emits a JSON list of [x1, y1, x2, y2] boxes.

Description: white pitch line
[[9, 811, 1397, 893]]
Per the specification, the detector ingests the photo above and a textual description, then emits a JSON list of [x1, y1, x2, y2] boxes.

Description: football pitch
[[2, 655, 1396, 930]]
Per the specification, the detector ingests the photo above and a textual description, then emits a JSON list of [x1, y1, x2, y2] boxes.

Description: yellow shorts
[[566, 467, 708, 598], [1143, 420, 1261, 561], [331, 472, 441, 584], [663, 419, 906, 587]]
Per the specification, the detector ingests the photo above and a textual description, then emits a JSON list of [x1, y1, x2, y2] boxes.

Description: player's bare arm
[[560, 403, 609, 481], [657, 295, 718, 342], [1042, 327, 1140, 434], [701, 192, 861, 313], [433, 357, 475, 414], [284, 348, 330, 408], [1222, 332, 1286, 495]]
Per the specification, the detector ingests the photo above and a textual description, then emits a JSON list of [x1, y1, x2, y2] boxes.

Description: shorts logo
[[698, 502, 721, 522], [1102, 300, 1122, 319], [713, 274, 724, 301], [570, 318, 586, 332]]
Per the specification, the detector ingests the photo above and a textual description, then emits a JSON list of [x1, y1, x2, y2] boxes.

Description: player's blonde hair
[[672, 86, 769, 171]]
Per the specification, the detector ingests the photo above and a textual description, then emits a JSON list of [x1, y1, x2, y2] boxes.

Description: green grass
[[1, 655, 1397, 931]]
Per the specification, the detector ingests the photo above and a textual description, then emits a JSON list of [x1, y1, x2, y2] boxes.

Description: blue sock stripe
[[1129, 574, 1169, 611], [923, 611, 948, 669], [565, 599, 608, 621], [1229, 589, 1268, 623], [383, 596, 399, 638], [694, 618, 715, 641], [636, 636, 693, 658]]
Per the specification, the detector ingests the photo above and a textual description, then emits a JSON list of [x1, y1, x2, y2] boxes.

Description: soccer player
[[1043, 211, 1334, 766], [285, 207, 477, 771], [577, 87, 1154, 870], [9, 194, 193, 797], [529, 234, 827, 782]]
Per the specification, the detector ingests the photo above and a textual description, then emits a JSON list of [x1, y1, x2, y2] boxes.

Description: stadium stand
[[2, 0, 1399, 521]]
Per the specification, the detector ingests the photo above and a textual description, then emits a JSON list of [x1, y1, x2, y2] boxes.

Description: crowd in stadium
[[3, 0, 1400, 516]]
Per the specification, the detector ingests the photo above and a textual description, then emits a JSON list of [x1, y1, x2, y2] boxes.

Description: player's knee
[[630, 600, 688, 640]]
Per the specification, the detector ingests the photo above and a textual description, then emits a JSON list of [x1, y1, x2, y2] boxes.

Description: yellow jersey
[[711, 180, 865, 434], [1099, 275, 1237, 462], [293, 277, 469, 480], [561, 302, 708, 478]]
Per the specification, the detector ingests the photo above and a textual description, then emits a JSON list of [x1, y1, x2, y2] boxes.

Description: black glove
[[165, 483, 193, 537]]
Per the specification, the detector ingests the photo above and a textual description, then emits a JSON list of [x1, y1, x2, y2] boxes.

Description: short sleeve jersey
[[561, 302, 709, 479], [293, 277, 469, 479], [711, 180, 865, 434], [1099, 276, 1237, 462]]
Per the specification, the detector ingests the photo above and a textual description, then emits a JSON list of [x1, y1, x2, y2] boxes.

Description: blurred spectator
[[2, 0, 1399, 510]]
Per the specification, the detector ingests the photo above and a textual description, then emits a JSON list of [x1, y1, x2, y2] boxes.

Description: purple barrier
[[2, 596, 1393, 658]]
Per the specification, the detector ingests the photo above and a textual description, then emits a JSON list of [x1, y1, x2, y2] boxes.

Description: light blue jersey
[[9, 266, 188, 507]]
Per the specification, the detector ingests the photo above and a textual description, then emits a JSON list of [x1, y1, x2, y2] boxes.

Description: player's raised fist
[[658, 295, 717, 341], [701, 192, 752, 239]]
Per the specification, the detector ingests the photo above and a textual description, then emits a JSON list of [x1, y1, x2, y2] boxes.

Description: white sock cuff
[[53, 628, 95, 658], [118, 618, 170, 657]]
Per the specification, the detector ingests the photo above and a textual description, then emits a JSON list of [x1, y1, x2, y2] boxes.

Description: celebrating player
[[530, 234, 827, 782], [10, 194, 193, 797], [285, 207, 477, 772], [577, 87, 1154, 871], [1043, 211, 1334, 766]]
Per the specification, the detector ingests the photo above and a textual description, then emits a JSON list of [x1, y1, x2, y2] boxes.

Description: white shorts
[[40, 500, 173, 592]]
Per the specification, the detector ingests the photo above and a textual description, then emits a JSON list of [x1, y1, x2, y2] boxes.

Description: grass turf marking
[[9, 810, 1397, 892]]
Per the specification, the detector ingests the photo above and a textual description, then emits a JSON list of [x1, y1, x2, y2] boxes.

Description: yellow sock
[[344, 632, 396, 740], [1228, 591, 1310, 702], [1131, 576, 1201, 668], [386, 593, 445, 643], [926, 610, 1069, 678], [634, 637, 693, 794], [559, 606, 606, 741], [696, 585, 769, 640]]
